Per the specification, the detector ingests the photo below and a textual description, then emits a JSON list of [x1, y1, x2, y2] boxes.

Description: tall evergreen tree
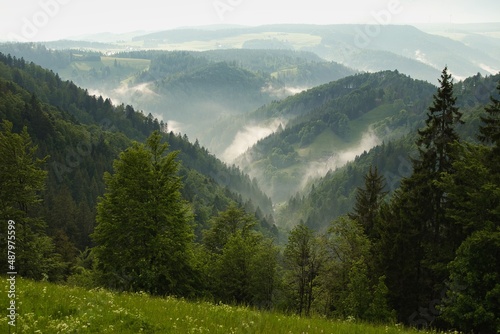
[[92, 131, 195, 296], [377, 67, 464, 322], [0, 120, 63, 280], [416, 66, 463, 175], [478, 81, 500, 149], [414, 66, 463, 242], [349, 166, 387, 239]]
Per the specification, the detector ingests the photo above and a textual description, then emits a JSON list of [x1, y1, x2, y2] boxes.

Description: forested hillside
[[0, 43, 355, 156], [277, 71, 500, 230], [0, 52, 275, 281], [234, 71, 436, 202], [0, 44, 499, 333]]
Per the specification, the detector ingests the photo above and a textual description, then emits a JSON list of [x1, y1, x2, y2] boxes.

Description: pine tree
[[416, 66, 463, 175], [92, 131, 195, 296], [0, 120, 64, 280], [349, 166, 387, 239], [377, 67, 464, 321], [478, 81, 500, 148]]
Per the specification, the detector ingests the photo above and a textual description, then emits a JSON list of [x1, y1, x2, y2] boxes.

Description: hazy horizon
[[1, 0, 499, 42]]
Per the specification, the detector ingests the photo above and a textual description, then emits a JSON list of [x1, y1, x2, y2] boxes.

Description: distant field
[[57, 55, 150, 85], [133, 32, 322, 51], [101, 56, 151, 69], [0, 277, 445, 334]]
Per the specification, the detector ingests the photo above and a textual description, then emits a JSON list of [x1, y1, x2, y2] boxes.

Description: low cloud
[[222, 119, 285, 163], [300, 129, 381, 189], [166, 120, 183, 134], [262, 84, 309, 99]]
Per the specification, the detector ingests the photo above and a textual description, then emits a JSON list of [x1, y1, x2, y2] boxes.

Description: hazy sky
[[1, 0, 499, 41]]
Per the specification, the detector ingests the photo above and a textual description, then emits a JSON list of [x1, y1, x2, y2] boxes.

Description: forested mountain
[[0, 52, 275, 273], [131, 24, 500, 82], [232, 71, 436, 202], [0, 43, 355, 156], [277, 72, 500, 230], [1, 30, 499, 332]]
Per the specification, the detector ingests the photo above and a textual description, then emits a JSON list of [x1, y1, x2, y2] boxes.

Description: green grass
[[57, 56, 150, 85], [348, 101, 405, 140], [100, 56, 151, 70], [0, 277, 452, 334], [143, 32, 321, 51], [297, 128, 352, 159]]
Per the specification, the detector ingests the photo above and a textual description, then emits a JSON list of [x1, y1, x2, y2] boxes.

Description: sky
[[1, 0, 499, 42]]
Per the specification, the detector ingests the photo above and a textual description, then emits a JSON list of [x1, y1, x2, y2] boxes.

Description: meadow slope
[[1, 277, 458, 334]]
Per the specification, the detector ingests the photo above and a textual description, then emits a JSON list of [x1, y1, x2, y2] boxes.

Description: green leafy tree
[[0, 120, 64, 280], [342, 256, 371, 319], [365, 275, 397, 324], [92, 131, 195, 296], [283, 223, 322, 316], [214, 231, 255, 304], [441, 230, 500, 333], [203, 203, 256, 254], [315, 216, 372, 318], [202, 204, 278, 307]]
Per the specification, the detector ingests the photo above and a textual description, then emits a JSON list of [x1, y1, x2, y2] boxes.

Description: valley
[[1, 20, 500, 333]]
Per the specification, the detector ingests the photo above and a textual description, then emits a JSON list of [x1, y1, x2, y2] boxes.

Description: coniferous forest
[[0, 34, 499, 334]]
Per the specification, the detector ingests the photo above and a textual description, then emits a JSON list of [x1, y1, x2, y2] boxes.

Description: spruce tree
[[349, 166, 387, 239], [414, 66, 463, 263], [478, 81, 500, 148], [377, 67, 463, 321], [416, 66, 463, 175], [92, 131, 195, 296], [0, 120, 64, 280]]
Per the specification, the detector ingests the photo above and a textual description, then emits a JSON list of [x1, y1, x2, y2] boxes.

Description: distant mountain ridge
[[129, 24, 500, 82]]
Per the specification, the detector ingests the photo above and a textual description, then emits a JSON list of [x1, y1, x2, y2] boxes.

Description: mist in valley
[[222, 119, 286, 163], [299, 129, 381, 190]]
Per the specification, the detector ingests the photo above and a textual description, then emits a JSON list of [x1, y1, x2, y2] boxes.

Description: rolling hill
[[229, 70, 437, 202], [0, 52, 276, 250], [275, 72, 500, 230]]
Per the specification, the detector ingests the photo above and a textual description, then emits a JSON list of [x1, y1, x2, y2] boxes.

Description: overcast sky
[[1, 0, 499, 41]]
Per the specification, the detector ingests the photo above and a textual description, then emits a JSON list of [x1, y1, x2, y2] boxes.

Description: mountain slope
[[232, 71, 437, 202], [131, 24, 500, 82], [0, 52, 275, 250], [0, 44, 355, 156], [277, 72, 500, 230]]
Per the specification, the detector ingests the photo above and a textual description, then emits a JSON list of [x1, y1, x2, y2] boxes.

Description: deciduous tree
[[92, 131, 195, 296]]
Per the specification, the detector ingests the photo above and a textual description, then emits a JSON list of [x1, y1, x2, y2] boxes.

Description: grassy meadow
[[0, 277, 459, 334]]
